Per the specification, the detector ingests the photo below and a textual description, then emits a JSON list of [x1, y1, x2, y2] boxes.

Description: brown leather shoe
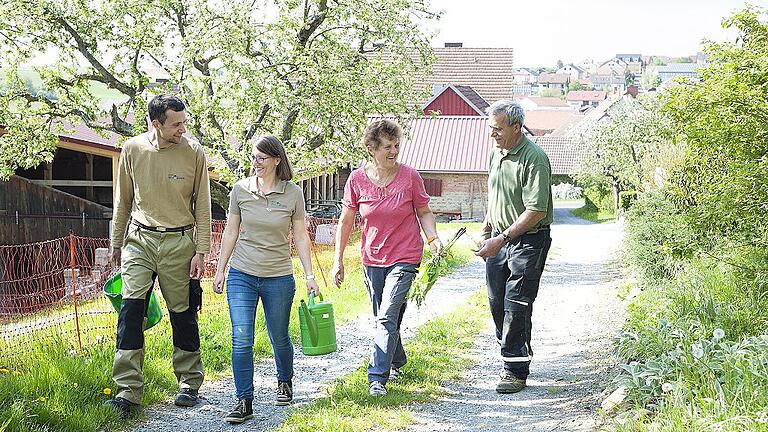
[[496, 372, 526, 394]]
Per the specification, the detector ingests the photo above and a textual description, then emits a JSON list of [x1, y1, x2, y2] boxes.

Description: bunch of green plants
[[623, 189, 695, 281], [615, 329, 768, 431], [409, 228, 467, 307]]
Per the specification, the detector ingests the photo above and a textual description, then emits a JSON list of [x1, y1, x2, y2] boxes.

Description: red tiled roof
[[538, 73, 570, 84], [525, 97, 569, 107], [420, 48, 515, 104], [380, 116, 583, 175], [566, 90, 607, 102], [523, 110, 582, 136]]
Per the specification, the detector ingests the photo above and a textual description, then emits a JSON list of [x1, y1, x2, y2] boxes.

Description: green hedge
[[618, 191, 639, 211]]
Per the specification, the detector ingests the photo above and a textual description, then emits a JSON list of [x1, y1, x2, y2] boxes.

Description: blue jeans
[[226, 267, 296, 400], [363, 262, 419, 384]]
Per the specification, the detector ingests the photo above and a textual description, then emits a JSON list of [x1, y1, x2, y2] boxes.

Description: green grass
[[0, 235, 477, 432], [571, 204, 615, 223], [613, 245, 768, 430], [277, 291, 487, 432]]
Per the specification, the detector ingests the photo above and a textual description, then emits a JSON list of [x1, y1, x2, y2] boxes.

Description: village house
[[537, 73, 570, 92], [556, 64, 587, 81], [519, 96, 572, 111], [566, 90, 607, 109]]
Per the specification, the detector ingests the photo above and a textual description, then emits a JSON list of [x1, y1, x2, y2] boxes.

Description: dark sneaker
[[225, 398, 253, 424], [496, 372, 527, 394], [276, 380, 293, 406], [174, 388, 199, 407], [390, 367, 402, 381], [369, 381, 387, 396], [104, 397, 140, 418]]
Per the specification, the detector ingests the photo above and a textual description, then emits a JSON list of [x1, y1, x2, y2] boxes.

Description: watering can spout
[[299, 298, 319, 345]]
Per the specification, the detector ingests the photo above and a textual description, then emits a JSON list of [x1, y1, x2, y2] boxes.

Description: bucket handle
[[300, 299, 319, 346], [308, 292, 324, 306]]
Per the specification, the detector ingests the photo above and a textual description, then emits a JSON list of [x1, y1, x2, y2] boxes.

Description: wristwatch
[[306, 274, 315, 280], [501, 232, 511, 243]]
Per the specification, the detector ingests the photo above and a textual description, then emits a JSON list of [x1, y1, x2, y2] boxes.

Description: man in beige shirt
[[106, 94, 211, 417]]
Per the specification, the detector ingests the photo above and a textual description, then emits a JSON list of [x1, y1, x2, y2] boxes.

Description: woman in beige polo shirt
[[213, 135, 320, 423]]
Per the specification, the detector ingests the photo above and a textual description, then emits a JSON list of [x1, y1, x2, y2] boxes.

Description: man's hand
[[190, 253, 205, 279], [330, 262, 345, 288], [475, 235, 506, 259], [110, 247, 122, 268]]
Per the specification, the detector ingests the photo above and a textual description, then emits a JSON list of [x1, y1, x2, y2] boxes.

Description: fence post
[[69, 231, 83, 352]]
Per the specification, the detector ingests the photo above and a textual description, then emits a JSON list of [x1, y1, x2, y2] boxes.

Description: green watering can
[[103, 272, 163, 331], [298, 292, 337, 356]]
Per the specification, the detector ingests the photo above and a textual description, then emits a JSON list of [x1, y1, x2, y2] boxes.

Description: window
[[423, 178, 443, 197]]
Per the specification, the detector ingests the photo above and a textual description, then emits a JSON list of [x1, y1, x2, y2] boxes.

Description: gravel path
[[132, 202, 625, 432], [402, 202, 626, 432], [131, 242, 487, 432]]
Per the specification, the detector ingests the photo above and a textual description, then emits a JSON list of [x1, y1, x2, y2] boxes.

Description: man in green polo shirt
[[475, 99, 553, 394]]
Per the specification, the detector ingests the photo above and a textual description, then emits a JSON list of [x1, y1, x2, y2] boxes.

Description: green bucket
[[298, 292, 337, 356], [103, 272, 163, 331]]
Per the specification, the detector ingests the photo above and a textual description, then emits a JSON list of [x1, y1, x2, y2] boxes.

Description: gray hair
[[486, 99, 525, 126]]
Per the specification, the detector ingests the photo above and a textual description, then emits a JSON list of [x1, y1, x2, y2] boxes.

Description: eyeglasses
[[251, 156, 274, 164]]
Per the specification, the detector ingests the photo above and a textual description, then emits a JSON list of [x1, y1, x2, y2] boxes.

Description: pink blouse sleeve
[[341, 170, 360, 210], [411, 167, 430, 209]]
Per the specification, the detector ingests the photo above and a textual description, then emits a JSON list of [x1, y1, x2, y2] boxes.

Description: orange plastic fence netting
[[0, 217, 349, 363]]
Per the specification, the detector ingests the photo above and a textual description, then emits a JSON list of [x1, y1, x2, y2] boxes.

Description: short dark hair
[[249, 135, 294, 181], [148, 95, 186, 124], [363, 119, 402, 151]]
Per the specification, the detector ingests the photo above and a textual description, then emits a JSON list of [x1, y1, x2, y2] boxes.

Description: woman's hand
[[213, 270, 226, 294], [429, 237, 443, 256], [330, 262, 345, 287], [306, 278, 321, 296]]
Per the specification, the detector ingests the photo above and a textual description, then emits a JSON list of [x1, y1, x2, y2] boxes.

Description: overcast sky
[[427, 0, 760, 67]]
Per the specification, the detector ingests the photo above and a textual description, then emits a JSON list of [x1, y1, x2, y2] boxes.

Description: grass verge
[[277, 291, 487, 432], [0, 226, 476, 432], [571, 205, 615, 223]]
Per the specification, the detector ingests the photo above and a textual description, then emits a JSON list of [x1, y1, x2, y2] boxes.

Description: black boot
[[225, 398, 253, 424]]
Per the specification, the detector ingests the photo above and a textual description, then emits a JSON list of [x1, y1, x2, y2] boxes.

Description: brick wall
[[420, 173, 488, 220]]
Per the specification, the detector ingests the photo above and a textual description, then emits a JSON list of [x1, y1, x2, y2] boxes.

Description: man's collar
[[500, 135, 530, 157]]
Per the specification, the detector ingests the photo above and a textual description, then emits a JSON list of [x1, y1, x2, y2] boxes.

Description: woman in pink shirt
[[331, 119, 442, 396]]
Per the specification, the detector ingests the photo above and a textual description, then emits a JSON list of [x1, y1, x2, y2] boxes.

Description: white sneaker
[[369, 381, 387, 396]]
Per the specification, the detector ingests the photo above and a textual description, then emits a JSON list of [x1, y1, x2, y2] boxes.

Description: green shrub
[[618, 190, 639, 211], [583, 185, 614, 212], [624, 189, 694, 281]]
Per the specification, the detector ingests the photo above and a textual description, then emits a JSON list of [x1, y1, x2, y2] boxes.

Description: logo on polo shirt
[[168, 174, 186, 180], [271, 200, 287, 209]]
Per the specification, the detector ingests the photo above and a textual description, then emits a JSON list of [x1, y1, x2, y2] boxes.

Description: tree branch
[[51, 14, 135, 98]]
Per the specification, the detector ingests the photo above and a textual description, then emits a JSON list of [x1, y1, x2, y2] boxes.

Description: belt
[[132, 220, 194, 233]]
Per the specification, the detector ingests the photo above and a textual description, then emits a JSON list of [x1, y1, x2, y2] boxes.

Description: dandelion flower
[[73, 383, 79, 388], [39, 396, 46, 402], [713, 328, 725, 340], [0, 368, 9, 374], [692, 343, 704, 359], [103, 388, 112, 396], [662, 382, 675, 393]]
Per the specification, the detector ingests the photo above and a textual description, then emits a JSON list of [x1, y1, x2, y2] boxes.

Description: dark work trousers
[[486, 229, 552, 379]]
